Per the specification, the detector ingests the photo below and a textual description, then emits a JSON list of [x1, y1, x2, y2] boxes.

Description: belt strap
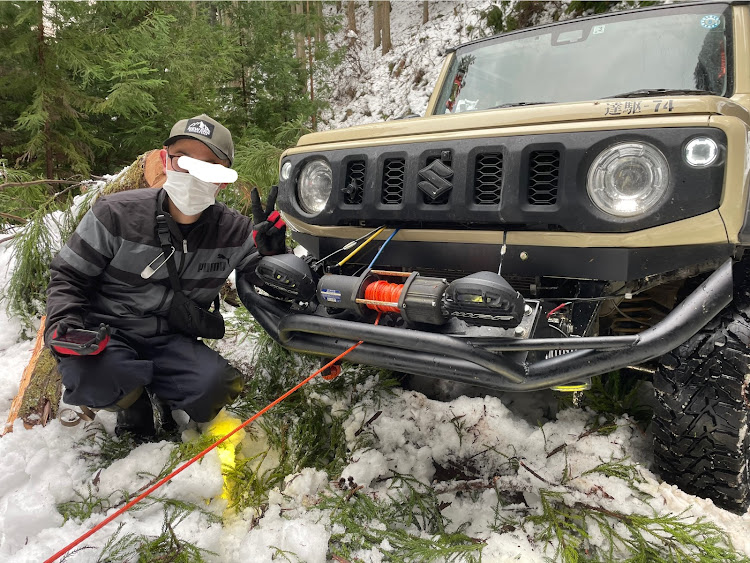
[[156, 214, 221, 313], [156, 214, 181, 293]]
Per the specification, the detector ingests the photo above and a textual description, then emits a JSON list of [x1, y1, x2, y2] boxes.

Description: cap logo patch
[[185, 119, 214, 138]]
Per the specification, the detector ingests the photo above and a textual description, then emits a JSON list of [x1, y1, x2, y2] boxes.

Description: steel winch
[[254, 254, 526, 329]]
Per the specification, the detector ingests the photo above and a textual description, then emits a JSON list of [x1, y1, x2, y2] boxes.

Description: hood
[[291, 96, 749, 152]]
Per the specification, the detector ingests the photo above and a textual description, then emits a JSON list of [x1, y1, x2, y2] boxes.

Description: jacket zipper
[[177, 234, 187, 274]]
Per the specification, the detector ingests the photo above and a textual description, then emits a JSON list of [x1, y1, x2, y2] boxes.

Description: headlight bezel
[[586, 141, 671, 219], [296, 158, 333, 215]]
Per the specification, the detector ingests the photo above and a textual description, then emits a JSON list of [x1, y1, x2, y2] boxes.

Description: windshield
[[435, 4, 732, 114]]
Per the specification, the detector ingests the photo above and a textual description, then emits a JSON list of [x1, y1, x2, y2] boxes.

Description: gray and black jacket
[[46, 188, 259, 339]]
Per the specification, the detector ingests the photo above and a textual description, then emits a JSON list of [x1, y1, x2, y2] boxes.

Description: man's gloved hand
[[251, 185, 286, 256], [49, 322, 110, 356]]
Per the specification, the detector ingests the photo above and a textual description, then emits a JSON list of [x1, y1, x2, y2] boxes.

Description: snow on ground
[[2, 2, 750, 562], [1, 230, 749, 560]]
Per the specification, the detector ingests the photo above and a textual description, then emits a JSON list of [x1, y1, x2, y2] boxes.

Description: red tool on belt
[[49, 323, 110, 356]]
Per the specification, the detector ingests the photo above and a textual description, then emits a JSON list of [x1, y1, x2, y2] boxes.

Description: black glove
[[251, 185, 287, 256], [48, 322, 110, 356]]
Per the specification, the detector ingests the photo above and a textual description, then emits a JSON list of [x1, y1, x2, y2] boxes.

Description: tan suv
[[239, 1, 750, 512]]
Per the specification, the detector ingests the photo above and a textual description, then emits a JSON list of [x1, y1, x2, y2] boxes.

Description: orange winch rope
[[364, 280, 404, 313]]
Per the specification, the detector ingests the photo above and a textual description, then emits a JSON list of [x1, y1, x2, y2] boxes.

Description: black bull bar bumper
[[238, 259, 734, 392]]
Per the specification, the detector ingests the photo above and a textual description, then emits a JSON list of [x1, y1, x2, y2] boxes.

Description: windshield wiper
[[603, 88, 716, 99], [489, 101, 552, 109]]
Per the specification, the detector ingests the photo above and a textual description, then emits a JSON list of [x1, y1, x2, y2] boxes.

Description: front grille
[[280, 127, 725, 233], [528, 150, 560, 205], [474, 153, 503, 205], [382, 158, 405, 204], [343, 160, 366, 204]]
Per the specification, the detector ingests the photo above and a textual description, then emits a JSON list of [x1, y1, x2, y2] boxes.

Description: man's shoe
[[150, 393, 180, 441], [115, 391, 156, 442]]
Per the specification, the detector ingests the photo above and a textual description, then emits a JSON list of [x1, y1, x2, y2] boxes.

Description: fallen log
[[2, 317, 62, 435]]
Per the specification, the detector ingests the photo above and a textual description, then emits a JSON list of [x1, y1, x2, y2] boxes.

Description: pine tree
[[80, 1, 237, 172], [223, 1, 339, 140], [1, 1, 239, 178], [5, 2, 104, 178], [0, 3, 36, 168]]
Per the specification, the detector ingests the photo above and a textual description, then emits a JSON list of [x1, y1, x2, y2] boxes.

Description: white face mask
[[162, 170, 220, 216]]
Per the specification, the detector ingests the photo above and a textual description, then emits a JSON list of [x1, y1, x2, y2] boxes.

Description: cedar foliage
[[1, 1, 339, 178]]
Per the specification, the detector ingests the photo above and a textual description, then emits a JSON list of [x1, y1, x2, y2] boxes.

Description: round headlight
[[297, 159, 332, 214], [587, 142, 669, 218], [684, 137, 719, 167], [280, 161, 292, 181]]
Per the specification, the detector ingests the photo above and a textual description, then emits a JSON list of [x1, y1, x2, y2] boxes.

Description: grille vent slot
[[528, 150, 560, 205], [381, 158, 405, 204], [474, 153, 503, 205], [343, 160, 366, 204]]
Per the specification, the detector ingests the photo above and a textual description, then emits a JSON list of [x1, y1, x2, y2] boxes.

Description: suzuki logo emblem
[[418, 158, 454, 200]]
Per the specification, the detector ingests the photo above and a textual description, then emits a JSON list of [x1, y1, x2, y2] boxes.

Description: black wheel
[[653, 304, 750, 512]]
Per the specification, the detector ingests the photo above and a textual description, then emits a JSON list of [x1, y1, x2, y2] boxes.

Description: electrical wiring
[[367, 228, 400, 269], [337, 226, 385, 266], [547, 323, 570, 338], [546, 302, 571, 318], [313, 225, 386, 267]]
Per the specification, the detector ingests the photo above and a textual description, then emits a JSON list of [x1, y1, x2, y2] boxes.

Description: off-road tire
[[652, 304, 750, 512]]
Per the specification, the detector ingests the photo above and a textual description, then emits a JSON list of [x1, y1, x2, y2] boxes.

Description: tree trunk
[[237, 32, 249, 120], [423, 1, 429, 24], [347, 1, 357, 33], [36, 2, 53, 180], [381, 1, 391, 55], [373, 0, 382, 49], [306, 0, 316, 130], [294, 3, 305, 61], [220, 3, 232, 27], [346, 1, 357, 47], [316, 1, 324, 44]]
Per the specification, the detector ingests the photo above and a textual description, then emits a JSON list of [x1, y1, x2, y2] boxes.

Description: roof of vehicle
[[447, 1, 743, 54]]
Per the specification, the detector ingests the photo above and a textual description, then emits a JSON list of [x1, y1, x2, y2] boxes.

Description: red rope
[[43, 313, 382, 563], [364, 280, 403, 313]]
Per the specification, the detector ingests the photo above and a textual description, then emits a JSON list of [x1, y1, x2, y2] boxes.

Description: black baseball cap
[[164, 114, 235, 166]]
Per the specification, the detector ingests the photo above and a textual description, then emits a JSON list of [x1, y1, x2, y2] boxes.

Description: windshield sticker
[[700, 15, 721, 29], [604, 99, 674, 116], [592, 25, 605, 35]]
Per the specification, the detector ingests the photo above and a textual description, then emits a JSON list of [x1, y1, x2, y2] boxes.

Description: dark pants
[[57, 331, 243, 423]]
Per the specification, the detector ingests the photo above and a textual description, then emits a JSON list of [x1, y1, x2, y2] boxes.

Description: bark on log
[[2, 318, 60, 435]]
